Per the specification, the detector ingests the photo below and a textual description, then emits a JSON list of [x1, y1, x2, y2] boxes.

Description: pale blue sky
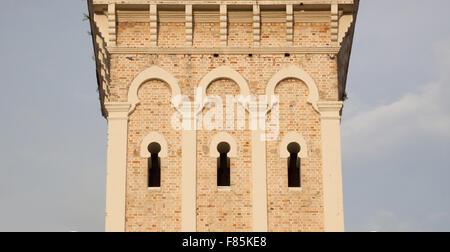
[[0, 0, 449, 232]]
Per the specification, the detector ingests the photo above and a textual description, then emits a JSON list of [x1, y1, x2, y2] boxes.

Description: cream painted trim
[[140, 132, 168, 158], [209, 132, 238, 158], [111, 10, 331, 23], [286, 5, 293, 46], [220, 5, 228, 47], [150, 4, 158, 47], [330, 4, 339, 45], [185, 5, 193, 47], [280, 132, 308, 159], [148, 187, 162, 192], [93, 0, 355, 5], [266, 65, 320, 113], [198, 66, 251, 110], [104, 102, 131, 232], [181, 128, 197, 232], [253, 5, 261, 47], [107, 4, 116, 47], [317, 101, 345, 232], [251, 129, 268, 232], [127, 65, 181, 115], [338, 14, 353, 44], [108, 46, 340, 55], [218, 186, 232, 192]]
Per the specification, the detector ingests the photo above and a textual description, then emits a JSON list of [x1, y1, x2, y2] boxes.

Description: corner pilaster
[[104, 102, 131, 232], [318, 101, 345, 232]]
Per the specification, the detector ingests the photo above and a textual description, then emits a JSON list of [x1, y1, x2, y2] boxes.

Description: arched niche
[[266, 66, 320, 113], [127, 65, 182, 115], [197, 66, 251, 112]]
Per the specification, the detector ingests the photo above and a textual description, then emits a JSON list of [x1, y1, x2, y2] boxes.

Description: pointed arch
[[266, 65, 320, 113], [127, 66, 182, 115]]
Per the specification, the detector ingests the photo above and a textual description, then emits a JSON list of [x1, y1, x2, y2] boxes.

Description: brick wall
[[267, 79, 323, 232], [109, 19, 338, 232]]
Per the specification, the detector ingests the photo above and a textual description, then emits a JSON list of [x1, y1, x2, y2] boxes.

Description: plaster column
[[318, 101, 345, 232], [181, 104, 197, 232], [250, 104, 268, 232], [104, 102, 131, 232]]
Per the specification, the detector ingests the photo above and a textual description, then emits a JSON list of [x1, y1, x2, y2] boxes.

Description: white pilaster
[[104, 102, 131, 232], [180, 104, 197, 232], [250, 104, 268, 232], [318, 101, 345, 232]]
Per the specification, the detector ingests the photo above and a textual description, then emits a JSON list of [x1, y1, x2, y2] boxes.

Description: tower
[[87, 0, 359, 232]]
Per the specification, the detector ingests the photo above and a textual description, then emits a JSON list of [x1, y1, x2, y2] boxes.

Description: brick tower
[[88, 0, 359, 232]]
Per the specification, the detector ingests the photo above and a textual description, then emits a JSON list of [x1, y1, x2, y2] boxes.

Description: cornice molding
[[107, 46, 340, 54], [116, 10, 331, 23]]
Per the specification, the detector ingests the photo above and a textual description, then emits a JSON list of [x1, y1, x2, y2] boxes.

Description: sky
[[0, 0, 449, 232]]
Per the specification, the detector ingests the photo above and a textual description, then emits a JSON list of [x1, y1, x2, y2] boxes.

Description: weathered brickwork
[[117, 22, 150, 47], [89, 0, 358, 233], [102, 7, 346, 231], [158, 23, 186, 47], [267, 79, 323, 232], [125, 81, 182, 232], [193, 23, 221, 47], [106, 50, 338, 231], [261, 23, 287, 47], [294, 23, 331, 47], [109, 53, 338, 103], [196, 80, 252, 232], [228, 23, 253, 47]]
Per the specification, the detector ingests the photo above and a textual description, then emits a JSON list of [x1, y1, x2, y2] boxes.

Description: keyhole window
[[287, 142, 301, 188], [217, 142, 231, 187], [148, 142, 161, 188]]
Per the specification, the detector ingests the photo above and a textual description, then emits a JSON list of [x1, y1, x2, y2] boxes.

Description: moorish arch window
[[139, 132, 168, 189], [287, 142, 301, 188], [209, 132, 238, 189], [280, 132, 308, 189], [147, 142, 162, 188], [217, 142, 231, 187]]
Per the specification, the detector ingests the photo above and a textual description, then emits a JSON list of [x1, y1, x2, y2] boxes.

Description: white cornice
[[107, 46, 340, 54]]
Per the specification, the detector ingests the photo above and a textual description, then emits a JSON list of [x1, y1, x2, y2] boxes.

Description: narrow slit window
[[287, 142, 301, 188], [217, 142, 231, 187], [148, 142, 161, 188]]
